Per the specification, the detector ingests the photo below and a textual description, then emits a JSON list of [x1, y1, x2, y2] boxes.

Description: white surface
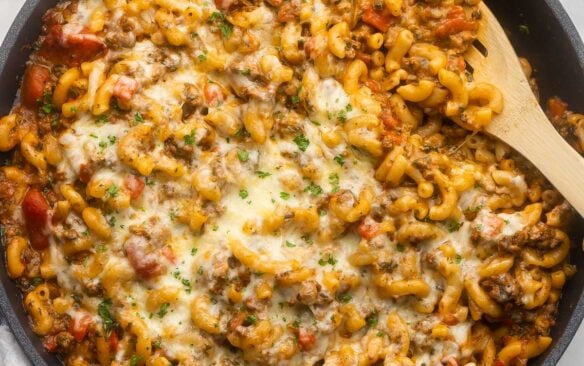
[[0, 0, 582, 365]]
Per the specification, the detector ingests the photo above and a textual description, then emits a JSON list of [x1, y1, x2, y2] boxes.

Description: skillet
[[0, 0, 582, 365]]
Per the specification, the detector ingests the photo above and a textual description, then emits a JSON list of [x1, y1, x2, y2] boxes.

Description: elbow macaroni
[[0, 1, 577, 365]]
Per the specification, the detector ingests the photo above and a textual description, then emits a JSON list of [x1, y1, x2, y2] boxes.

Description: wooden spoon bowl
[[465, 2, 584, 217]]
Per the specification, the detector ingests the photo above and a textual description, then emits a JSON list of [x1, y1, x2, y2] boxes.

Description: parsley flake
[[256, 171, 271, 178], [294, 135, 310, 152], [98, 298, 118, 334], [304, 182, 323, 196], [336, 293, 352, 303], [158, 303, 170, 318], [106, 184, 120, 198], [183, 130, 196, 145], [237, 149, 249, 162]]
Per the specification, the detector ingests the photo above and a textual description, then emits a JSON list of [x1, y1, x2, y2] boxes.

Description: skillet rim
[[0, 0, 582, 365]]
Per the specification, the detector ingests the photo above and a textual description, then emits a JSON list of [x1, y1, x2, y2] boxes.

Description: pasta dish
[[1, 0, 583, 365]]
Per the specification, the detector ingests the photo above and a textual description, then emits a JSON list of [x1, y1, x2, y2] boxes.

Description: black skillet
[[0, 0, 583, 365]]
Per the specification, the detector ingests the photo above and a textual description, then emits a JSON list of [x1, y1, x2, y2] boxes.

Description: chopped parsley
[[280, 191, 290, 200], [304, 182, 323, 196], [191, 247, 198, 256], [337, 109, 347, 123], [290, 95, 300, 105], [396, 244, 405, 252], [97, 114, 109, 124], [209, 12, 233, 39], [366, 311, 379, 327], [197, 53, 207, 62], [134, 112, 144, 124], [181, 278, 192, 293], [285, 241, 296, 248], [30, 277, 43, 287], [255, 171, 271, 178], [336, 293, 352, 303], [329, 173, 340, 193], [130, 355, 143, 366], [244, 314, 258, 325], [183, 130, 196, 145], [98, 298, 118, 334], [333, 155, 345, 166], [237, 149, 249, 162], [106, 184, 120, 198], [444, 219, 462, 233], [239, 189, 249, 199], [455, 254, 463, 264], [38, 91, 54, 115], [157, 303, 170, 318], [519, 24, 530, 35], [108, 135, 117, 145], [337, 104, 353, 123], [318, 254, 337, 266], [294, 134, 310, 152]]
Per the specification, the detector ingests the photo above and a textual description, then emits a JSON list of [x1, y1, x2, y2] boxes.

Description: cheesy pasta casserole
[[0, 0, 582, 365]]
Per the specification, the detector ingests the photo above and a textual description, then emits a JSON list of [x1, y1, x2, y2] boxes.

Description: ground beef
[[481, 273, 519, 304]]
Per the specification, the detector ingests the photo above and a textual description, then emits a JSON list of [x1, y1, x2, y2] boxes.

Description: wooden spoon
[[464, 2, 584, 217]]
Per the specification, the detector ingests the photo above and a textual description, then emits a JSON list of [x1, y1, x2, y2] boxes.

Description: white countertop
[[0, 1, 582, 365]]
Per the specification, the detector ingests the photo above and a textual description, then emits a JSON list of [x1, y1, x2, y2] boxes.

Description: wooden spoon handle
[[490, 106, 584, 217]]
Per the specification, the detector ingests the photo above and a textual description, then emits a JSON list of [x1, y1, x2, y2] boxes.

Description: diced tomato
[[265, 0, 283, 6], [548, 97, 568, 119], [277, 3, 299, 23], [113, 76, 139, 103], [214, 0, 235, 10], [69, 313, 93, 342], [43, 335, 58, 352], [21, 65, 50, 109], [454, 56, 466, 72], [22, 189, 51, 250], [364, 79, 381, 93], [357, 219, 380, 240], [125, 236, 164, 279], [447, 5, 466, 20], [435, 6, 478, 38], [123, 175, 145, 200], [161, 246, 176, 264], [381, 110, 399, 129], [384, 130, 404, 145], [355, 51, 372, 65], [229, 313, 246, 331], [297, 328, 316, 351], [108, 331, 119, 351], [475, 213, 504, 237], [435, 18, 478, 38], [40, 24, 107, 65], [204, 83, 225, 106], [362, 8, 392, 33], [441, 314, 459, 326]]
